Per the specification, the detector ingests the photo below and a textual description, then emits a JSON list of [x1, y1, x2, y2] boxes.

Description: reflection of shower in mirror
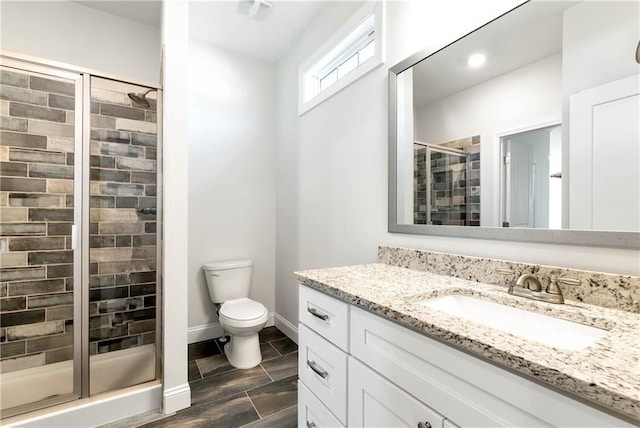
[[413, 136, 480, 226]]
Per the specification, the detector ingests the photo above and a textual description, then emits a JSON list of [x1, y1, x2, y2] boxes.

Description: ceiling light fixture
[[237, 0, 273, 21], [467, 53, 487, 68]]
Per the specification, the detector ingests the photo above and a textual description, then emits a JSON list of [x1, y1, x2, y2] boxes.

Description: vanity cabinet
[[298, 284, 633, 428]]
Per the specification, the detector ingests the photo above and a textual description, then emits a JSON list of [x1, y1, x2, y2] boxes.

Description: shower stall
[[413, 142, 480, 226], [0, 53, 162, 420]]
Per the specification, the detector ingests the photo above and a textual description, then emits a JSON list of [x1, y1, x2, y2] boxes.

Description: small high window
[[299, 2, 383, 115]]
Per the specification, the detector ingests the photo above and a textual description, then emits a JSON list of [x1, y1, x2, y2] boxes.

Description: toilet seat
[[219, 298, 268, 327]]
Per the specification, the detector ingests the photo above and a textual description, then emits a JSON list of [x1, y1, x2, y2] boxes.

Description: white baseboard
[[274, 313, 298, 344], [187, 322, 224, 344], [162, 383, 191, 414], [188, 313, 275, 344]]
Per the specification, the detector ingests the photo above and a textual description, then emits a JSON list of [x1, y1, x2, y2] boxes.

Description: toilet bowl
[[202, 260, 268, 369], [218, 298, 268, 369]]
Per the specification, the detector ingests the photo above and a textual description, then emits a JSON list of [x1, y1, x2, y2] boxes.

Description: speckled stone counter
[[379, 246, 640, 313], [294, 263, 640, 423]]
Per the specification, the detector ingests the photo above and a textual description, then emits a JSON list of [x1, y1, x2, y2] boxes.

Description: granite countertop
[[295, 263, 640, 423]]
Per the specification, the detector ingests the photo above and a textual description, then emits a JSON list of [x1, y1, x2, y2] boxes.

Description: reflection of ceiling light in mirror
[[237, 0, 273, 21], [467, 53, 487, 68]]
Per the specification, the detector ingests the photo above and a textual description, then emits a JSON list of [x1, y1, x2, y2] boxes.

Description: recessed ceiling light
[[467, 53, 487, 68]]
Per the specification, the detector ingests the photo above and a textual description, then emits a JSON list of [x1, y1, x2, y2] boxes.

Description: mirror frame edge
[[387, 53, 640, 251]]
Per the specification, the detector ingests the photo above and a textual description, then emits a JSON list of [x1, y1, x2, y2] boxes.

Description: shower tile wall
[[431, 152, 467, 226], [0, 71, 158, 379], [88, 80, 157, 357], [0, 69, 76, 373]]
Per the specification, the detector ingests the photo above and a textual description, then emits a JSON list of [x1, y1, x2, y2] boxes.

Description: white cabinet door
[[298, 381, 345, 428], [348, 357, 445, 428]]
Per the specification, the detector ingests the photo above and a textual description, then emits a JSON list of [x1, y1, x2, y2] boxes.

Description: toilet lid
[[220, 298, 267, 321]]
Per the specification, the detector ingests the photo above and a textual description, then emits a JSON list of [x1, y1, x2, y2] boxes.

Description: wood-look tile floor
[[132, 327, 298, 428]]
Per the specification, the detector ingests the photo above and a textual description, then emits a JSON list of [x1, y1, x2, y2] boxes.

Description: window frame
[[298, 1, 384, 116]]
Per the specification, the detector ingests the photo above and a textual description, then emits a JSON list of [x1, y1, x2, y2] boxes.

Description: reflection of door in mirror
[[500, 125, 562, 229], [569, 74, 640, 232]]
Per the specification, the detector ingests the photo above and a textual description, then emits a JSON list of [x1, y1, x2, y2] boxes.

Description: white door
[[348, 357, 445, 428], [569, 74, 640, 231], [502, 139, 535, 228]]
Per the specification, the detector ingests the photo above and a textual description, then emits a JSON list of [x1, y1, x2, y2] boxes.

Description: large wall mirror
[[389, 0, 640, 249]]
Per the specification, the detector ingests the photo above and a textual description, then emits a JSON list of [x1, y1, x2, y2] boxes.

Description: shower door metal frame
[[0, 56, 85, 418], [0, 51, 163, 420]]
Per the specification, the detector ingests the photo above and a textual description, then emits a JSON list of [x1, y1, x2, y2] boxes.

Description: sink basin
[[418, 295, 607, 351]]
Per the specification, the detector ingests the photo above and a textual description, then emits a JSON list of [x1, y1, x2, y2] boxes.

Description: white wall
[[414, 53, 562, 227], [396, 68, 415, 224], [0, 1, 161, 84], [161, 0, 191, 415], [187, 39, 276, 342], [275, 0, 640, 330]]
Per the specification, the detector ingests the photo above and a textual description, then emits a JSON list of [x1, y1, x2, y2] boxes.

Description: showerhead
[[128, 89, 156, 108]]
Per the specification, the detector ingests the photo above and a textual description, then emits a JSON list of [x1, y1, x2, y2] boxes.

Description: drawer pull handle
[[418, 422, 432, 428], [306, 422, 316, 428], [307, 360, 328, 378], [308, 307, 329, 321]]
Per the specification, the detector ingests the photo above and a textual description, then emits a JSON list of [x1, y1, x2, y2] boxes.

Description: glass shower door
[[88, 76, 158, 395], [0, 63, 82, 417]]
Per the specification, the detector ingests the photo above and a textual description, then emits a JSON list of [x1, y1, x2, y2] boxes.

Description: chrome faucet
[[507, 273, 580, 304]]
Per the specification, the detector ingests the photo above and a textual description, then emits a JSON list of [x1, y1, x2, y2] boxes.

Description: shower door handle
[[136, 207, 157, 215], [71, 225, 78, 250]]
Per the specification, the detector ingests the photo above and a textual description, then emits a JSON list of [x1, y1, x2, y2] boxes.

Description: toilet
[[203, 260, 268, 369]]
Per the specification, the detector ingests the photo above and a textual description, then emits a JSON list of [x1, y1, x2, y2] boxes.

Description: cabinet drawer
[[298, 323, 348, 424], [348, 357, 445, 428], [298, 381, 345, 428], [299, 284, 349, 351]]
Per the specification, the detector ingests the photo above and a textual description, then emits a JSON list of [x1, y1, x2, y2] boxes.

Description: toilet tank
[[203, 260, 253, 303]]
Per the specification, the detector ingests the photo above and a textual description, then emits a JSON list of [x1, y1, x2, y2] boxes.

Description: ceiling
[[189, 1, 326, 62], [74, 1, 327, 62], [411, 1, 577, 108], [73, 1, 162, 28]]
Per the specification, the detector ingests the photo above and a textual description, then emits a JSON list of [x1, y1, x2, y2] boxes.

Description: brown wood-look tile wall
[[1, 69, 77, 372], [88, 82, 157, 356]]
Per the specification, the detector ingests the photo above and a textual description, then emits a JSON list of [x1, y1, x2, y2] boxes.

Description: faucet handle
[[496, 268, 515, 276], [546, 275, 581, 295], [553, 276, 581, 286]]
